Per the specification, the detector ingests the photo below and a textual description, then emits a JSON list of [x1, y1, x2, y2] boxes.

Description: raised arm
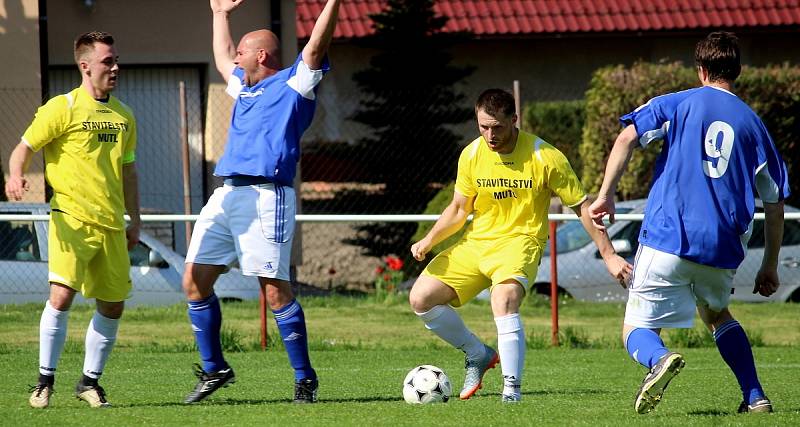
[[302, 0, 342, 70], [5, 141, 35, 201], [588, 124, 639, 229], [410, 192, 474, 262], [209, 0, 245, 79]]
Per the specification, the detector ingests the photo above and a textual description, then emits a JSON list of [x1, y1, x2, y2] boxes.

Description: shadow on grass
[[123, 395, 402, 407], [524, 388, 611, 396], [687, 409, 732, 416]]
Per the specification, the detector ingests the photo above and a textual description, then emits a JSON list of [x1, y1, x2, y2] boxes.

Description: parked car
[[0, 203, 259, 306], [531, 199, 800, 302]]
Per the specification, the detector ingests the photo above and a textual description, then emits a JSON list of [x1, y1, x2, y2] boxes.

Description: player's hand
[[5, 175, 29, 201], [753, 267, 780, 297], [126, 221, 141, 251], [588, 195, 615, 230], [410, 239, 432, 262], [604, 254, 633, 289], [210, 0, 245, 13]]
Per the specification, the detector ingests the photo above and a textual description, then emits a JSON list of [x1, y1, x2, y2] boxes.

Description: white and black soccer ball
[[402, 365, 451, 404]]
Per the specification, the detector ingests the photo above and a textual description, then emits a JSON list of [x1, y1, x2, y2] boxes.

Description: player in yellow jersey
[[5, 31, 140, 409], [409, 89, 632, 402]]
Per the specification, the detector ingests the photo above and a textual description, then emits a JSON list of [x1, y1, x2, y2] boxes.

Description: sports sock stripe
[[273, 299, 300, 320], [714, 319, 740, 340], [188, 294, 218, 311]]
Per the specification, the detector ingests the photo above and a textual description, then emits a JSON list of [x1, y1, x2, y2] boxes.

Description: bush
[[736, 64, 800, 207], [523, 100, 586, 174], [580, 61, 695, 199], [580, 61, 800, 206]]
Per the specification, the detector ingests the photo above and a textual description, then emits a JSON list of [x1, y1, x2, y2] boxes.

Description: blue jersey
[[622, 86, 790, 269], [214, 54, 330, 186]]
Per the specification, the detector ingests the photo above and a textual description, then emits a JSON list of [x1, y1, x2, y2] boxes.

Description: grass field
[[1, 296, 798, 425]]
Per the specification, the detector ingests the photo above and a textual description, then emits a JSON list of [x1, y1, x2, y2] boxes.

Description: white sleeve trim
[[286, 60, 324, 100], [468, 140, 480, 158], [754, 161, 780, 203], [633, 99, 652, 112], [21, 137, 33, 150], [533, 137, 544, 162], [225, 75, 243, 99], [639, 121, 670, 147]]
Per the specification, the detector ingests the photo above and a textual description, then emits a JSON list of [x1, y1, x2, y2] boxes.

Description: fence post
[[549, 220, 559, 347], [260, 284, 268, 350], [178, 81, 192, 249]]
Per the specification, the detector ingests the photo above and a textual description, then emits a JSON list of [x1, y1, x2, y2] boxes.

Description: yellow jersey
[[455, 130, 586, 243], [22, 86, 137, 231]]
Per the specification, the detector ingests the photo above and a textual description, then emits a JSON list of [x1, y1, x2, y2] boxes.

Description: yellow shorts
[[422, 235, 543, 307], [48, 211, 131, 302]]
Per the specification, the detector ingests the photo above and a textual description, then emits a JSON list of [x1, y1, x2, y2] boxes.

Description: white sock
[[416, 305, 485, 360], [39, 300, 69, 376], [496, 313, 524, 397], [83, 311, 120, 379]]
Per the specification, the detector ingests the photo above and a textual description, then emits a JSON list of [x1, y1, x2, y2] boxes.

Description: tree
[[351, 0, 474, 211]]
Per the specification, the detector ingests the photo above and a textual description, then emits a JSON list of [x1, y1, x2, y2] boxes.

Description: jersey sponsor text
[[476, 178, 533, 189]]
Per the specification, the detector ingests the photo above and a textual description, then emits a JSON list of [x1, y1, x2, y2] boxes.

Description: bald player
[[181, 0, 341, 404]]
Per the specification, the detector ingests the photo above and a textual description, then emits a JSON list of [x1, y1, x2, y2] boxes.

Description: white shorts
[[186, 183, 295, 280], [624, 245, 735, 329]]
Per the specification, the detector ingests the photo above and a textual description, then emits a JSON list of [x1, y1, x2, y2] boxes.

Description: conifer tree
[[351, 0, 473, 208]]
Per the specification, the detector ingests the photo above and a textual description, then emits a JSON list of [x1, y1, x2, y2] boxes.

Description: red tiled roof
[[296, 0, 800, 39]]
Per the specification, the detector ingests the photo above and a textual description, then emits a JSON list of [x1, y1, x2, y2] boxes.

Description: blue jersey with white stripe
[[214, 54, 329, 186], [622, 86, 790, 269]]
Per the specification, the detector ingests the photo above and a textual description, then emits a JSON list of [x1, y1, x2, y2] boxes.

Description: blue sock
[[273, 299, 315, 381], [187, 294, 227, 373], [714, 320, 764, 404], [626, 328, 669, 369]]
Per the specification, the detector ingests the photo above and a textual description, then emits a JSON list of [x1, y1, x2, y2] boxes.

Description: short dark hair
[[694, 31, 741, 82], [74, 31, 114, 64], [475, 88, 516, 118]]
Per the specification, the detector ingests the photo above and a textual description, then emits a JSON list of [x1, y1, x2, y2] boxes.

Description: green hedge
[[736, 64, 800, 208], [523, 100, 586, 174], [580, 62, 800, 205], [580, 62, 695, 199]]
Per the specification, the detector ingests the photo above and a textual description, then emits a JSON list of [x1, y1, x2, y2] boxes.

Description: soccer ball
[[402, 365, 451, 404]]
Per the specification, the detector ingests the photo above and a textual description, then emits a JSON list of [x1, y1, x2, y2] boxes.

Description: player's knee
[[262, 280, 294, 309], [48, 283, 76, 310], [408, 283, 431, 313], [181, 273, 198, 297], [408, 293, 427, 313], [96, 301, 124, 319], [181, 267, 210, 300], [490, 284, 523, 315]]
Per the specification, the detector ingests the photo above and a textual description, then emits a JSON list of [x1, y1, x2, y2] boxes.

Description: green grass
[[0, 297, 798, 425]]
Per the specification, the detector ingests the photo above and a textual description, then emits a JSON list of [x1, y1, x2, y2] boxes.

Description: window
[[0, 219, 40, 261], [746, 218, 799, 249], [783, 220, 800, 246], [611, 221, 642, 255], [129, 241, 169, 268], [543, 207, 633, 255], [128, 242, 151, 267]]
